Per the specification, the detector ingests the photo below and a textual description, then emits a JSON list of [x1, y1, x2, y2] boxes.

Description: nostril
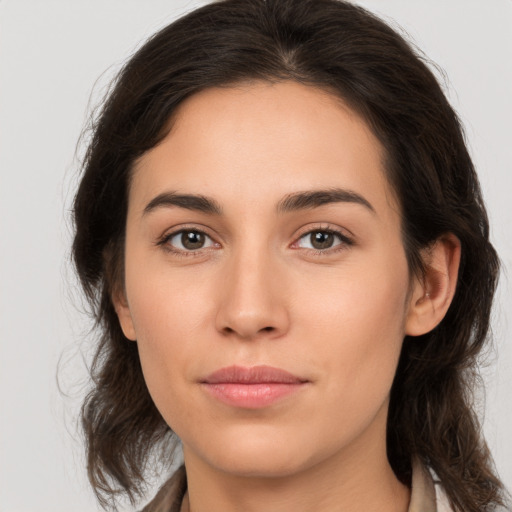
[[220, 325, 276, 337]]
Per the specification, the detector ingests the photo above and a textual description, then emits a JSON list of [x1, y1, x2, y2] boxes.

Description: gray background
[[0, 1, 510, 510]]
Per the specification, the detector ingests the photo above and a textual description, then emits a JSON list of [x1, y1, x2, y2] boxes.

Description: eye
[[164, 229, 216, 251], [295, 229, 350, 251]]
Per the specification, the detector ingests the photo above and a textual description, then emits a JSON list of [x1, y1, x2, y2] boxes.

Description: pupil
[[182, 231, 205, 250], [311, 231, 333, 249]]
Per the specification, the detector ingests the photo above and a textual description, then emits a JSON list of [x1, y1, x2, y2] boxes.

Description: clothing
[[141, 460, 452, 512], [141, 467, 186, 512], [409, 459, 452, 512]]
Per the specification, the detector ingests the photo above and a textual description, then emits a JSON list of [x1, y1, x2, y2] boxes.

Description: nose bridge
[[215, 237, 288, 339]]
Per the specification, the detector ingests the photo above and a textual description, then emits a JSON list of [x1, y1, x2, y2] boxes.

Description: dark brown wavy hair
[[72, 0, 507, 510]]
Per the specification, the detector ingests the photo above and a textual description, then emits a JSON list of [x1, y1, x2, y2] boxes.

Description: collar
[[409, 458, 452, 512], [141, 461, 451, 512]]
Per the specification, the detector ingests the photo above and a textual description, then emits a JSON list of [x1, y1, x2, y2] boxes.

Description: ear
[[112, 289, 137, 341], [405, 233, 461, 336]]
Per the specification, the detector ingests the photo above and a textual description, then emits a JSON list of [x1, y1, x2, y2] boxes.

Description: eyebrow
[[276, 188, 375, 214], [143, 192, 223, 216], [142, 187, 375, 217]]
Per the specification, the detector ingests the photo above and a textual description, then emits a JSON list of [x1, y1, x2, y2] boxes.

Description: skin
[[115, 81, 460, 512]]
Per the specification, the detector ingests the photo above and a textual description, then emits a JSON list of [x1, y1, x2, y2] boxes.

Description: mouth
[[200, 365, 309, 409]]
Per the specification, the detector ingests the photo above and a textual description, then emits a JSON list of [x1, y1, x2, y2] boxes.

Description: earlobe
[[405, 233, 461, 336], [113, 291, 137, 341]]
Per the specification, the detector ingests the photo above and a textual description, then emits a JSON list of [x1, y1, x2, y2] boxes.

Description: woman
[[72, 0, 509, 510]]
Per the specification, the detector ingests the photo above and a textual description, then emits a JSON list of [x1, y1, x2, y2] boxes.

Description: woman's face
[[117, 81, 422, 478]]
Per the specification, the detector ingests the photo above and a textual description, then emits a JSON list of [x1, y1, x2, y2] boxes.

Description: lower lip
[[202, 382, 306, 409]]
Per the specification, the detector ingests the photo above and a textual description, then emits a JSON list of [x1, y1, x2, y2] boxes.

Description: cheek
[[123, 255, 218, 421], [124, 238, 216, 341], [294, 256, 409, 417]]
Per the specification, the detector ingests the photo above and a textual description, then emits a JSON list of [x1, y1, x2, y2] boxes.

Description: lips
[[203, 365, 307, 384], [201, 365, 309, 409]]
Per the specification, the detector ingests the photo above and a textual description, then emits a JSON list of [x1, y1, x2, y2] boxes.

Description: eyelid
[[155, 222, 354, 257], [156, 224, 221, 256], [290, 224, 355, 252]]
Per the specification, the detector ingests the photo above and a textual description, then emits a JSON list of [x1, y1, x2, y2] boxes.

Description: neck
[[181, 405, 410, 512]]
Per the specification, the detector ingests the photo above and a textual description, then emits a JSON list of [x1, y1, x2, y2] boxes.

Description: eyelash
[[291, 227, 354, 255], [156, 226, 219, 258], [156, 225, 354, 258]]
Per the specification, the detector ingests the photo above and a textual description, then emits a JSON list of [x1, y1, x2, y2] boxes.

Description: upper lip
[[202, 365, 307, 384]]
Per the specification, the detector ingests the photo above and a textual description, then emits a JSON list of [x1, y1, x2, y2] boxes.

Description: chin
[[212, 451, 307, 479], [185, 424, 328, 479]]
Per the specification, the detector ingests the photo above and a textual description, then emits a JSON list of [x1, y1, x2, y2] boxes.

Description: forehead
[[130, 81, 398, 218]]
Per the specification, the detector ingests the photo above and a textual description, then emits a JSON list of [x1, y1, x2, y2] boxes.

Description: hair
[[72, 0, 506, 510]]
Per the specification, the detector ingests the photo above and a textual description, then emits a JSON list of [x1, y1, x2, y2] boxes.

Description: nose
[[214, 246, 290, 341]]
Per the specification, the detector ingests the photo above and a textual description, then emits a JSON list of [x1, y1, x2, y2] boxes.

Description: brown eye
[[295, 229, 351, 252], [181, 231, 205, 250], [165, 230, 215, 252], [310, 231, 335, 249]]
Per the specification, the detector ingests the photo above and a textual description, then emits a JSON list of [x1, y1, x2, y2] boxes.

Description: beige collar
[[409, 458, 437, 511], [143, 461, 451, 512], [409, 458, 453, 512]]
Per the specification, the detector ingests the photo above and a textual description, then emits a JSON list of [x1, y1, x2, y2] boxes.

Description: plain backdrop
[[0, 1, 511, 511]]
